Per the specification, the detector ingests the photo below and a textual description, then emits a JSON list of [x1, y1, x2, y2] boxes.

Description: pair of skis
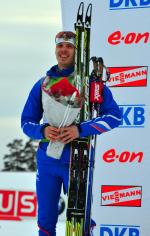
[[66, 3, 92, 236], [66, 2, 110, 236]]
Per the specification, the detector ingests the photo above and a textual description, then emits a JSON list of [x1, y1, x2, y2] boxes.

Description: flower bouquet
[[42, 76, 81, 159]]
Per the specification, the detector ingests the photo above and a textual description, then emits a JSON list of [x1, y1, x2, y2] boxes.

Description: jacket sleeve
[[21, 79, 46, 140], [79, 85, 122, 137]]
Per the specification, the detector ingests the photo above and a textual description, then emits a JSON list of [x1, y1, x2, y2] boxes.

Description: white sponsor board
[[61, 0, 150, 235]]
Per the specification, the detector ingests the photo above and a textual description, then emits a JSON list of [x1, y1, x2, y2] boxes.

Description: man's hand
[[58, 125, 79, 144], [44, 126, 60, 142]]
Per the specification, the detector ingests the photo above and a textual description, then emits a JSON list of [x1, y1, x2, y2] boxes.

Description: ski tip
[[76, 2, 84, 25], [85, 3, 92, 27], [86, 3, 92, 15]]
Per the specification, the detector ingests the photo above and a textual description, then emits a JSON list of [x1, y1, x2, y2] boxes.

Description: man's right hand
[[44, 126, 60, 142]]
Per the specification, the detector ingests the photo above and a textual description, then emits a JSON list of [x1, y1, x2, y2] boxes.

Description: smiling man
[[21, 31, 121, 236]]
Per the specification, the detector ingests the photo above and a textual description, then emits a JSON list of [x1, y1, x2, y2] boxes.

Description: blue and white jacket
[[21, 65, 122, 164]]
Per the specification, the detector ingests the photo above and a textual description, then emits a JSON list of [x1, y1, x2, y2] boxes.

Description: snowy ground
[[0, 220, 66, 236]]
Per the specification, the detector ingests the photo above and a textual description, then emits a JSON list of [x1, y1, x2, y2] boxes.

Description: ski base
[[66, 138, 89, 236], [66, 218, 84, 236]]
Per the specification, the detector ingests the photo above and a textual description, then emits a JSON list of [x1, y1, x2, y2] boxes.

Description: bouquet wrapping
[[42, 77, 81, 159]]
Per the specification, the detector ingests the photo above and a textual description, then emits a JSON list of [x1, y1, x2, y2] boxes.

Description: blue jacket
[[21, 65, 122, 164]]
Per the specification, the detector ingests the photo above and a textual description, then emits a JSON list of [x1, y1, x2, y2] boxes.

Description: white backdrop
[[61, 0, 150, 236]]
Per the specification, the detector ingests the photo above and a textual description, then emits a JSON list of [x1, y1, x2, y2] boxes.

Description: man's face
[[55, 42, 75, 70]]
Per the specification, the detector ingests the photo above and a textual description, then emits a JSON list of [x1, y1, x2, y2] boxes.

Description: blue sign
[[100, 224, 140, 236], [109, 0, 150, 10], [119, 104, 145, 128]]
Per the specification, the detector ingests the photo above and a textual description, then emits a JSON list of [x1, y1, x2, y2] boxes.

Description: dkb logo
[[119, 104, 145, 128], [109, 0, 150, 10], [100, 224, 140, 236]]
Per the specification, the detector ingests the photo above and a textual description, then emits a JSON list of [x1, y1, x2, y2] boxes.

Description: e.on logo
[[103, 149, 143, 163], [108, 31, 150, 45], [0, 190, 37, 221]]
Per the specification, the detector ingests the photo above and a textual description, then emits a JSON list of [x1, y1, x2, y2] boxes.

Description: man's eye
[[57, 44, 63, 48], [67, 45, 73, 49]]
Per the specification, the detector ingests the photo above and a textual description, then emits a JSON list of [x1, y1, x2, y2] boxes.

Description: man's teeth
[[60, 55, 68, 58]]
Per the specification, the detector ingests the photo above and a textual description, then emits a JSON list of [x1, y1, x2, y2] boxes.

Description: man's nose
[[61, 45, 68, 51]]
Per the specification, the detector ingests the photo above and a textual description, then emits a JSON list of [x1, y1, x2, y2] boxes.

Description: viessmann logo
[[109, 0, 150, 10], [101, 185, 142, 207], [107, 66, 148, 87], [108, 31, 150, 45]]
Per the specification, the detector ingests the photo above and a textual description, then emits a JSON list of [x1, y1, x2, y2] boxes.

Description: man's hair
[[55, 31, 76, 46]]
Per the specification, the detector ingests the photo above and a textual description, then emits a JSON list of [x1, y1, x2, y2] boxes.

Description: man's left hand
[[58, 125, 79, 144]]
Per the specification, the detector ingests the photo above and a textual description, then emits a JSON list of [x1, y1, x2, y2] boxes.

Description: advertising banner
[[61, 0, 150, 235]]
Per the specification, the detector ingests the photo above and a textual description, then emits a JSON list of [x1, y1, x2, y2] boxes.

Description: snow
[[0, 220, 66, 236]]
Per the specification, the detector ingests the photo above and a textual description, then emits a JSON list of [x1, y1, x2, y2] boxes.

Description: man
[[21, 31, 122, 236]]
